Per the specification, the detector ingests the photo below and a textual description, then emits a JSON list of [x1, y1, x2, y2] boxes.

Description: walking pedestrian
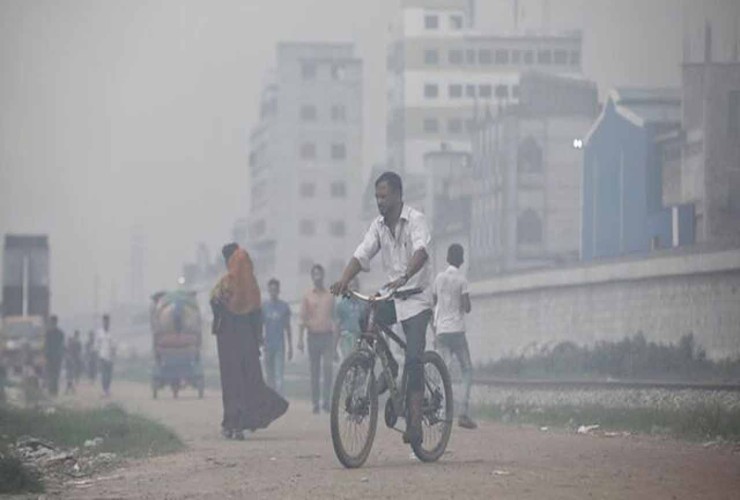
[[262, 278, 292, 395], [95, 314, 116, 397], [44, 315, 65, 397], [298, 264, 337, 414], [65, 330, 82, 394], [210, 243, 288, 440], [433, 244, 477, 429], [85, 330, 98, 382]]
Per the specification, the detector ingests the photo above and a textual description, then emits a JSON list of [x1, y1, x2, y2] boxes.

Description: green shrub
[[479, 333, 740, 382]]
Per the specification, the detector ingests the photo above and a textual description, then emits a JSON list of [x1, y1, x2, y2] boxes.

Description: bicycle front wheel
[[411, 350, 454, 462], [330, 349, 378, 468]]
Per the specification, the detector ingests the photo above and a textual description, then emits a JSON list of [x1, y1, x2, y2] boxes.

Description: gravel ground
[[471, 386, 740, 412]]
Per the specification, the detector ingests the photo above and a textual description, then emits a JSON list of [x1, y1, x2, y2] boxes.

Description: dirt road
[[56, 381, 739, 499]]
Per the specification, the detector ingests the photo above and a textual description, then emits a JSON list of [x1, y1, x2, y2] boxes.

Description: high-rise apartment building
[[243, 43, 363, 301], [387, 0, 583, 174]]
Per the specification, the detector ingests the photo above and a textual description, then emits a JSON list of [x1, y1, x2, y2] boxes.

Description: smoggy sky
[[0, 0, 736, 316]]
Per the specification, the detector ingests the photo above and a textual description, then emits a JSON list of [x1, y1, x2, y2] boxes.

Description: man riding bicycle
[[330, 171, 433, 446]]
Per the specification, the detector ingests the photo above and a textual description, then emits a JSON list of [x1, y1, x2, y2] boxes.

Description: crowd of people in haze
[[32, 170, 476, 451], [42, 313, 117, 398], [211, 171, 478, 443]]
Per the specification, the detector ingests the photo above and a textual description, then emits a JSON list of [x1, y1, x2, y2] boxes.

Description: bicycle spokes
[[410, 352, 453, 462]]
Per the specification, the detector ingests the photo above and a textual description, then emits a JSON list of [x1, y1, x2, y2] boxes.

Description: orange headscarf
[[211, 247, 261, 315]]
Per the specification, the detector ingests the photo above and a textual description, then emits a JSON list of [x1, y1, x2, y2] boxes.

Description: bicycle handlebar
[[346, 287, 423, 303]]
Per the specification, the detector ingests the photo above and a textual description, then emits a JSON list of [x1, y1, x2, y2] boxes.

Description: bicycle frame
[[355, 297, 408, 420]]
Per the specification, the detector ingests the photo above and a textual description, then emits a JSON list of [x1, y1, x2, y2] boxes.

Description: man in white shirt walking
[[331, 171, 433, 446], [95, 314, 116, 398], [433, 244, 477, 429]]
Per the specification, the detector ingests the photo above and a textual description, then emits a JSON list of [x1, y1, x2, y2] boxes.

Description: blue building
[[581, 88, 695, 260]]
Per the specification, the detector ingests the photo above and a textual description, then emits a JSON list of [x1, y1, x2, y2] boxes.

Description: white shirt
[[353, 204, 433, 322], [433, 265, 469, 334], [95, 328, 116, 362]]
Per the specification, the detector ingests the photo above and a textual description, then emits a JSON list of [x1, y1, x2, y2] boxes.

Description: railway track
[[472, 376, 740, 392]]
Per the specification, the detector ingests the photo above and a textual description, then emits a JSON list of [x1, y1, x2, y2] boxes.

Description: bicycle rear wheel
[[330, 350, 378, 468], [411, 350, 453, 462]]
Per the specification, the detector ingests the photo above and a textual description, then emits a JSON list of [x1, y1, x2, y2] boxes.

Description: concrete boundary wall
[[467, 249, 740, 362]]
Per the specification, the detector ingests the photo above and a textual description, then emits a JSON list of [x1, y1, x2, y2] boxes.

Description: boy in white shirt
[[433, 244, 476, 429]]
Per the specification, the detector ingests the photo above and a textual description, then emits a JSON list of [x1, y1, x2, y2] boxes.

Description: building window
[[330, 181, 346, 198], [300, 104, 317, 121], [523, 50, 534, 65], [511, 49, 521, 63], [331, 104, 346, 122], [729, 90, 740, 136], [424, 83, 439, 98], [331, 64, 346, 80], [449, 49, 464, 65], [449, 14, 463, 30], [517, 210, 543, 245], [251, 219, 266, 238], [478, 84, 492, 98], [300, 143, 316, 160], [495, 84, 509, 99], [537, 50, 552, 64], [518, 136, 543, 173], [448, 118, 463, 134], [494, 49, 509, 64], [554, 49, 568, 65], [512, 85, 520, 98], [424, 14, 439, 29], [570, 50, 581, 66], [423, 118, 439, 133], [299, 258, 313, 274], [300, 182, 316, 197], [465, 118, 476, 133], [465, 84, 476, 98], [301, 62, 316, 80], [331, 143, 347, 160], [424, 49, 439, 65], [300, 219, 316, 236], [449, 84, 463, 98], [330, 220, 346, 237], [466, 49, 476, 63], [478, 49, 492, 64]]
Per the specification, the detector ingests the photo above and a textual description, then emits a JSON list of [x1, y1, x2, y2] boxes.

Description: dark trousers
[[400, 309, 432, 394], [100, 359, 113, 393], [46, 358, 62, 396], [308, 332, 333, 410]]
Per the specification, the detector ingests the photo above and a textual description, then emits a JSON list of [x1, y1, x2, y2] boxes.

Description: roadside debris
[[84, 437, 104, 448], [9, 434, 122, 490], [577, 424, 600, 435]]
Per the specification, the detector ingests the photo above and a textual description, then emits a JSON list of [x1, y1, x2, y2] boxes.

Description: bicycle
[[329, 288, 454, 468]]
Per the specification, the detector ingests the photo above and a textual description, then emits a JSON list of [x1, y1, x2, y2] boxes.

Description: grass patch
[[0, 453, 44, 494], [476, 401, 740, 441], [0, 404, 184, 459], [478, 333, 740, 383]]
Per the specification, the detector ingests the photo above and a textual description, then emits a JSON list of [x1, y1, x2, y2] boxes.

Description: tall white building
[[387, 0, 583, 174], [243, 43, 363, 301]]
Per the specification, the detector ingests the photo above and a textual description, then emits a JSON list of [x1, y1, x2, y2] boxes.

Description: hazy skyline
[[0, 0, 734, 316]]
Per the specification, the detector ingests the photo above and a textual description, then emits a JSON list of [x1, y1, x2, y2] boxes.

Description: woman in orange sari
[[211, 243, 288, 439]]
